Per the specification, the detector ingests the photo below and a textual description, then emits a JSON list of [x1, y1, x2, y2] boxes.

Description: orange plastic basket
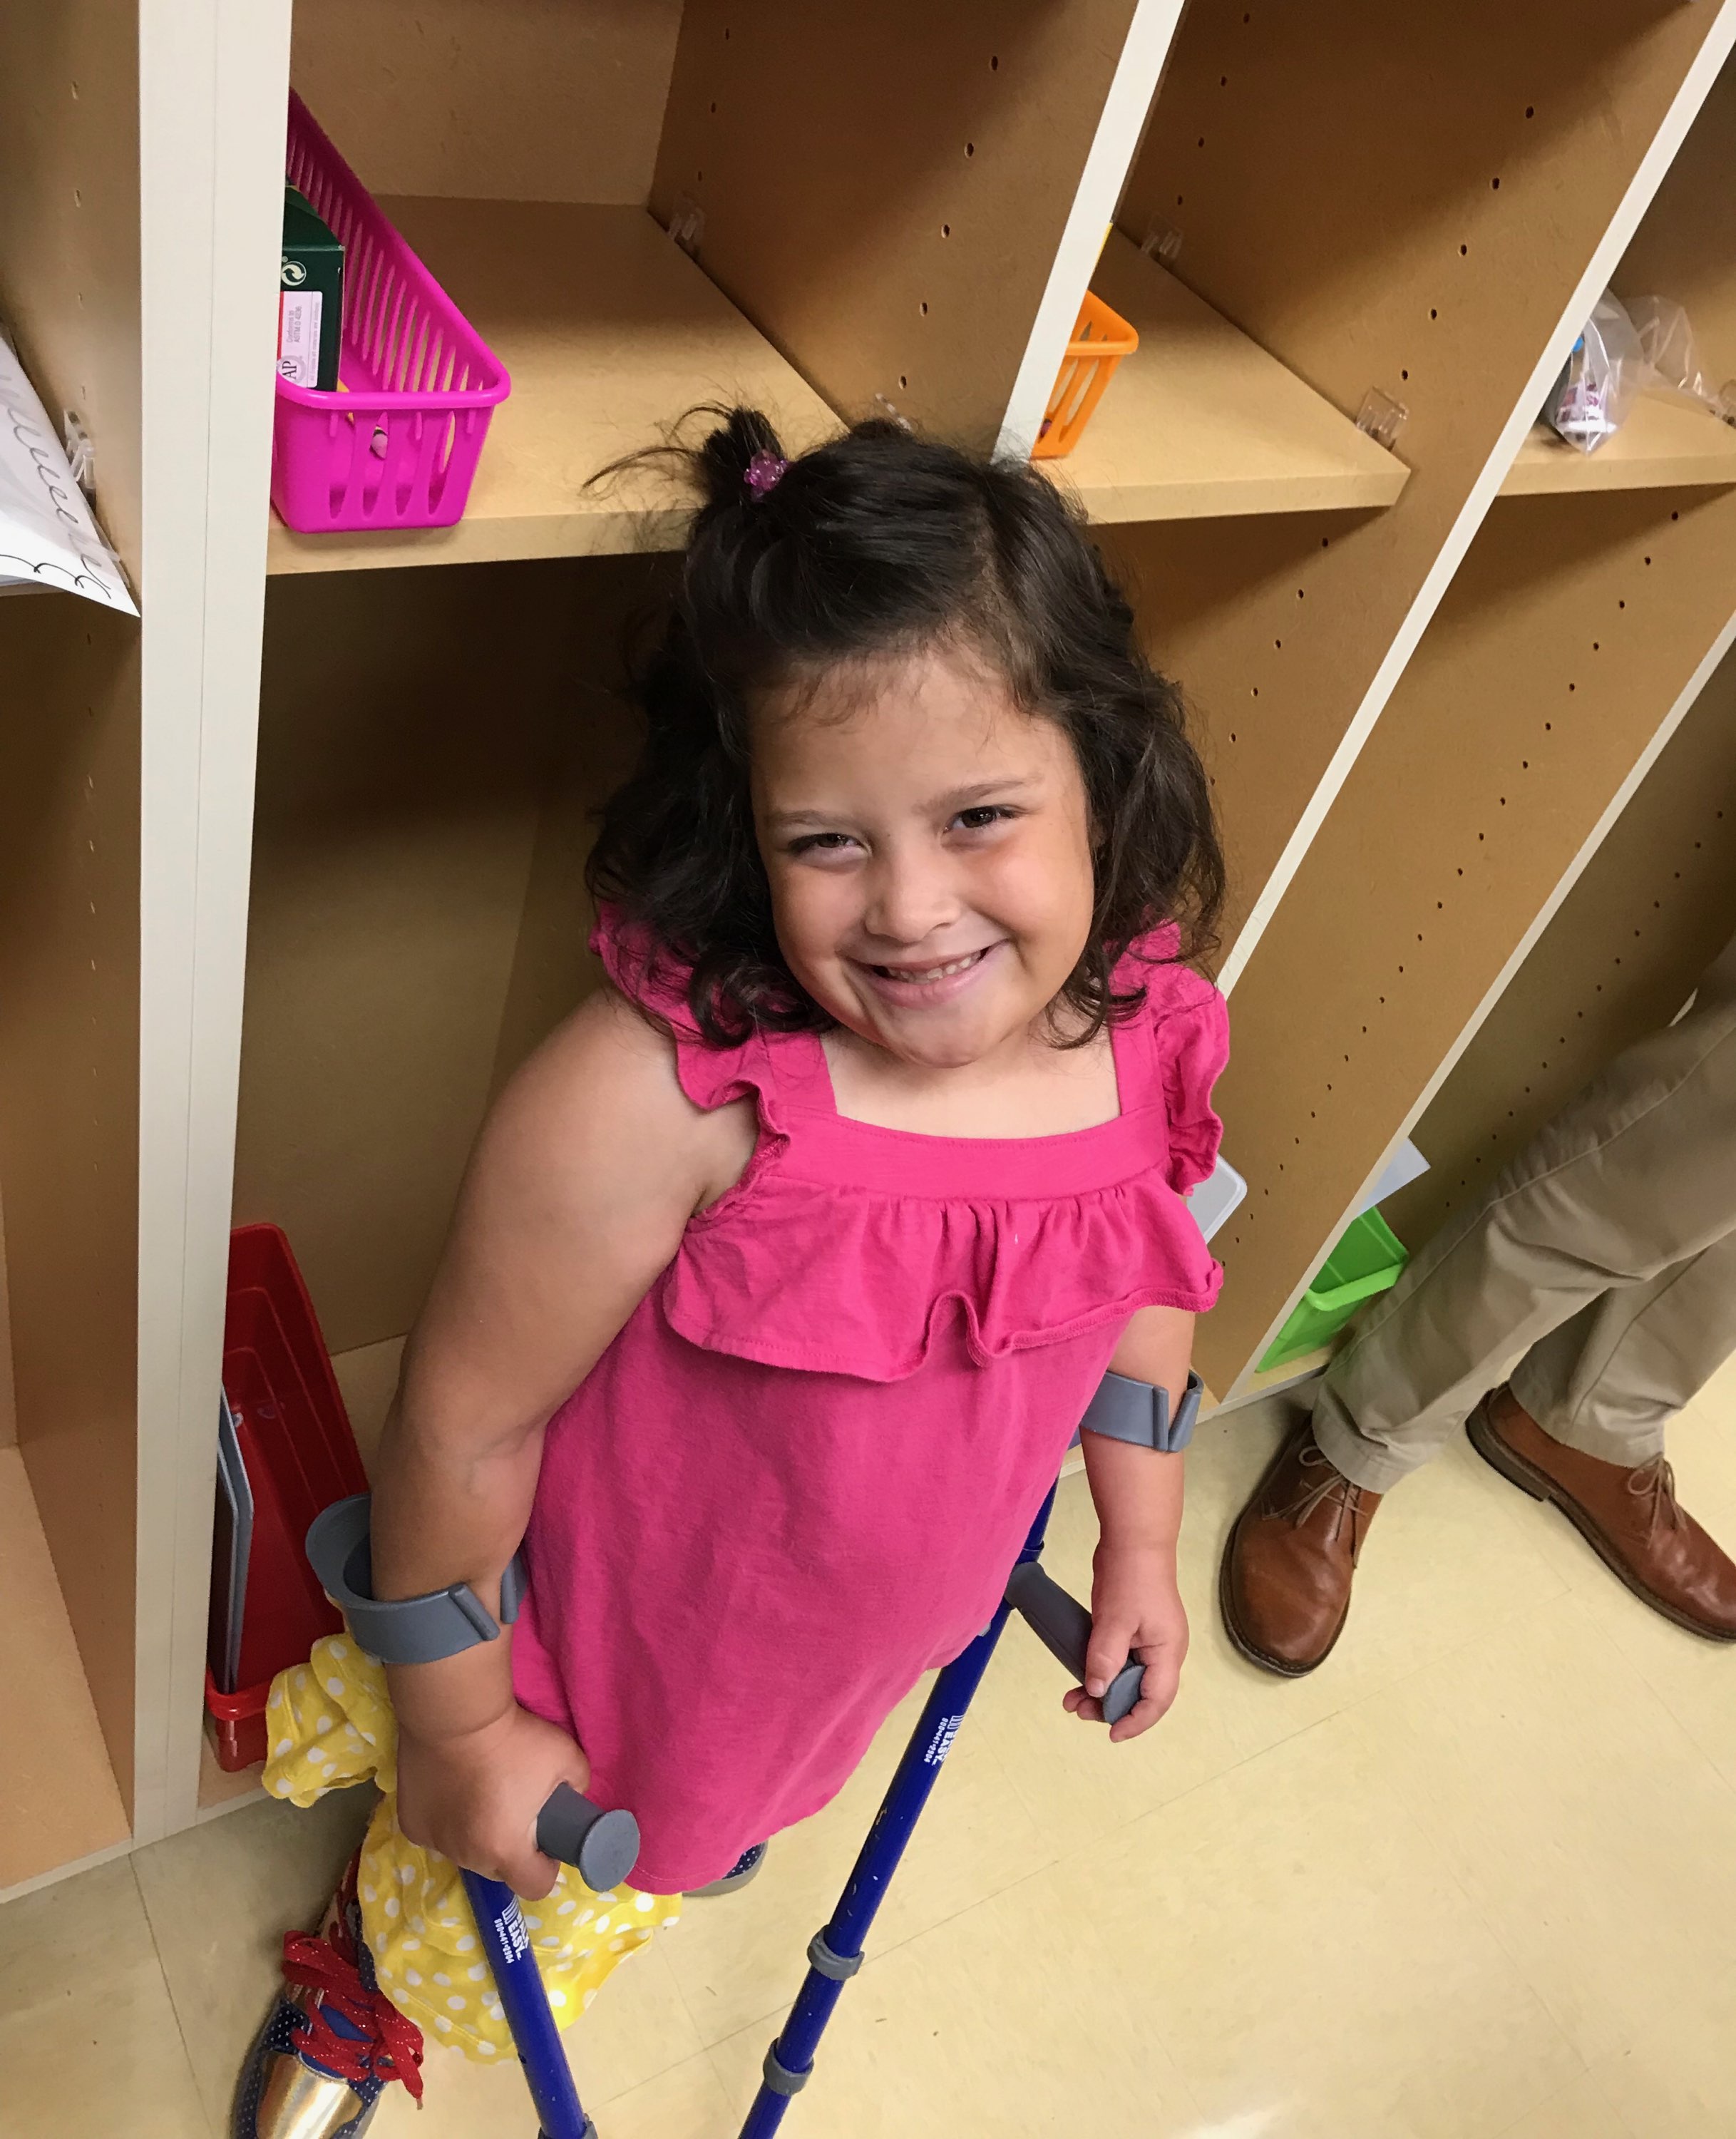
[[1032, 289, 1139, 459]]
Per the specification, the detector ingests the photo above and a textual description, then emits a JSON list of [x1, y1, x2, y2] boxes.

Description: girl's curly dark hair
[[586, 406, 1224, 1049]]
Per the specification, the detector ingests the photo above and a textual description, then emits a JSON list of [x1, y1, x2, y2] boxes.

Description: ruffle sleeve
[[591, 905, 776, 1119], [1148, 970, 1230, 1194]]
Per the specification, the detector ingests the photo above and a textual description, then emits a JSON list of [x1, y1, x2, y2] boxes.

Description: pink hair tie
[[744, 450, 787, 500]]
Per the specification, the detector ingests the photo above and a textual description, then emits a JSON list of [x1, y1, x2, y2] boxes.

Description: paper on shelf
[[0, 327, 136, 614], [1355, 1137, 1429, 1214]]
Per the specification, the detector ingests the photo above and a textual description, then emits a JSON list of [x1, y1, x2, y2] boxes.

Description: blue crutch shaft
[[739, 1601, 1017, 2135], [741, 1483, 1132, 2135], [459, 1783, 642, 2139], [464, 1868, 597, 2139]]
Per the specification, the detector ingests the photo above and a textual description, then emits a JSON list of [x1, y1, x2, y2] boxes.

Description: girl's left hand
[[1062, 1539, 1190, 1743]]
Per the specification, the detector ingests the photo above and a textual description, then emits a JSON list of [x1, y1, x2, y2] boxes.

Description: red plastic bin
[[204, 1224, 369, 1770], [274, 91, 510, 534]]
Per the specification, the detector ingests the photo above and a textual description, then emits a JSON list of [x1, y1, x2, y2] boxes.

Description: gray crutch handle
[[535, 1782, 641, 1891], [1004, 1562, 1146, 1725]]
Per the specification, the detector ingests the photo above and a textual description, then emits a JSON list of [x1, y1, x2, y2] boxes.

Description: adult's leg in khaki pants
[[1509, 1231, 1736, 1465], [1222, 930, 1736, 1673], [1313, 932, 1736, 1492]]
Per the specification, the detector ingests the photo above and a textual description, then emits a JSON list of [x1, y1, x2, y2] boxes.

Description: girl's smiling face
[[751, 644, 1096, 1069]]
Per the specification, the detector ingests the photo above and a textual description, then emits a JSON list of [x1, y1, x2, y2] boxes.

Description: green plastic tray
[[1258, 1208, 1409, 1372]]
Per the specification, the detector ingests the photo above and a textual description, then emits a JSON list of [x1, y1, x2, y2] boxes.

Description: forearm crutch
[[737, 1481, 1139, 2134], [309, 1474, 1146, 2139], [307, 1499, 642, 2139], [461, 1782, 638, 2139]]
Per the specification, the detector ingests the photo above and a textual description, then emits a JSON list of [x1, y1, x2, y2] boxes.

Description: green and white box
[[279, 185, 343, 391]]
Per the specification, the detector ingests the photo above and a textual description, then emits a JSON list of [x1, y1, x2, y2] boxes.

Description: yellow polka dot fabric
[[264, 1633, 682, 2061]]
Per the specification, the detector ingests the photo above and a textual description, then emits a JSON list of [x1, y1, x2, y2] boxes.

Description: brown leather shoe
[[1220, 1420, 1384, 1676], [1467, 1386, 1736, 1641]]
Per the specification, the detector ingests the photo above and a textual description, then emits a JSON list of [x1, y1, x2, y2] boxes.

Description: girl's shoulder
[[589, 902, 786, 1120]]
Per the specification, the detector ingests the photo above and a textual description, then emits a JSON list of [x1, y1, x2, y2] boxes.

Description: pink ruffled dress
[[510, 911, 1228, 1892]]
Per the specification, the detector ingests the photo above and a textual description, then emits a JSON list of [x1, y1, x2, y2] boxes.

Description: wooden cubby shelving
[[1204, 44, 1736, 1398], [6, 0, 1736, 1887]]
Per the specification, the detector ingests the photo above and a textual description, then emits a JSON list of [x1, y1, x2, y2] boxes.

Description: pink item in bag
[[274, 93, 510, 534]]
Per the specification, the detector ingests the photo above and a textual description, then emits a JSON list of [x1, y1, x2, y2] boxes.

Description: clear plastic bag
[[1625, 294, 1710, 404], [1542, 289, 1645, 453]]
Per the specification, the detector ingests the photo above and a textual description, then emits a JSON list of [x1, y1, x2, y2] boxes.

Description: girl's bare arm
[[369, 986, 751, 1892]]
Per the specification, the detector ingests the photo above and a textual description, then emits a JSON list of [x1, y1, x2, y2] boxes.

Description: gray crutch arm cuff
[[1079, 1368, 1204, 1454], [305, 1494, 528, 1666]]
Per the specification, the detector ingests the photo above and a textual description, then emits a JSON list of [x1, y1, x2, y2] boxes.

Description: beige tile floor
[[7, 1362, 1736, 2139]]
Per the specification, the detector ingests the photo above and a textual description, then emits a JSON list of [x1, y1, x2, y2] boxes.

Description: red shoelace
[[282, 1926, 426, 2105]]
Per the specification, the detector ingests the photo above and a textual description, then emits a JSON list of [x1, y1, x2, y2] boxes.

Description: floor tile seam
[[1340, 1575, 1587, 1718], [1203, 1578, 1569, 1773], [1491, 2063, 1642, 2139], [579, 1927, 716, 2108], [592, 2043, 731, 2120], [1339, 1676, 1675, 2078], [1581, 1625, 1736, 1795], [1540, 1581, 1736, 1780], [988, 1713, 1257, 1845], [1334, 1600, 1736, 2011], [1332, 1701, 1601, 2125], [670, 1832, 1076, 2057], [125, 1854, 222, 2139], [691, 1963, 1215, 2134]]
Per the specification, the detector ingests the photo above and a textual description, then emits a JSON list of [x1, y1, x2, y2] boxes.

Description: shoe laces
[[282, 1914, 426, 2105], [1277, 1442, 1370, 1546], [1628, 1455, 1688, 1537]]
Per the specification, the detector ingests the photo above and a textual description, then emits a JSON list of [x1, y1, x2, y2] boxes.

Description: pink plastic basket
[[274, 93, 510, 533]]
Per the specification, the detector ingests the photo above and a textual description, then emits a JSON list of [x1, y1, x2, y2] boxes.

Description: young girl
[[242, 407, 1227, 2127]]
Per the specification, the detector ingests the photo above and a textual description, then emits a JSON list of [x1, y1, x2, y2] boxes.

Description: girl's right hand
[[394, 1701, 594, 1900]]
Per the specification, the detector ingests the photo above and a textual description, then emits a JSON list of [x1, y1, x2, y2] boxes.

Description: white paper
[[1355, 1136, 1429, 1214], [276, 287, 324, 387], [0, 326, 137, 613], [1186, 1152, 1248, 1243]]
